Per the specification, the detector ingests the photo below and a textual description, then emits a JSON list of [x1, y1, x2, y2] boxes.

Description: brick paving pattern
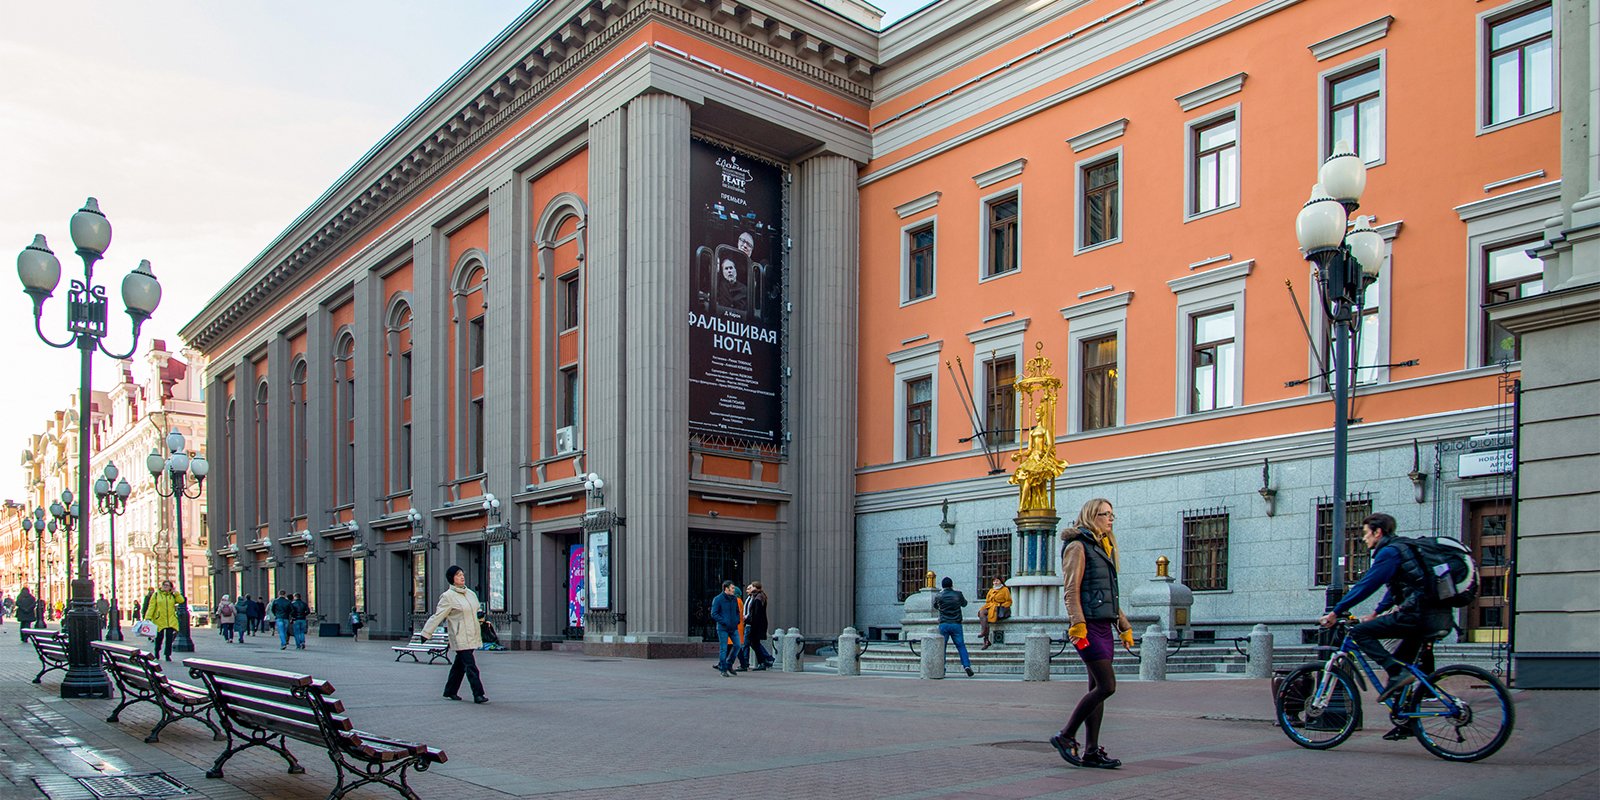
[[0, 624, 1593, 799]]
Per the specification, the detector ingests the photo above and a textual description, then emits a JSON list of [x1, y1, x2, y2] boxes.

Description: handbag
[[132, 619, 157, 638], [995, 607, 1011, 621]]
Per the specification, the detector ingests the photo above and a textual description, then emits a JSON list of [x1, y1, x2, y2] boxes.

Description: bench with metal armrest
[[389, 629, 452, 665], [93, 640, 223, 743], [22, 628, 68, 685]]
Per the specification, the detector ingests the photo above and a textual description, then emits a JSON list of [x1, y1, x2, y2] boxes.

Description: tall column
[[485, 175, 532, 636], [304, 306, 333, 533], [353, 273, 384, 557], [585, 108, 627, 636], [407, 234, 442, 633], [206, 376, 228, 594], [265, 336, 292, 597], [623, 93, 690, 639], [791, 153, 859, 636]]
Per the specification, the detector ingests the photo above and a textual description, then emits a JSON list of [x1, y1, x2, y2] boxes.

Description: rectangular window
[[983, 356, 1017, 445], [397, 423, 412, 491], [907, 224, 935, 300], [1081, 335, 1119, 431], [1181, 511, 1229, 591], [1487, 3, 1555, 126], [400, 352, 413, 399], [468, 399, 484, 475], [897, 540, 929, 602], [977, 532, 1012, 596], [468, 316, 486, 370], [1190, 309, 1237, 413], [559, 366, 579, 429], [1083, 157, 1120, 247], [904, 376, 932, 460], [560, 272, 581, 331], [1315, 497, 1373, 587], [1328, 64, 1383, 163], [1484, 240, 1544, 362], [985, 194, 1019, 277], [1192, 114, 1239, 214]]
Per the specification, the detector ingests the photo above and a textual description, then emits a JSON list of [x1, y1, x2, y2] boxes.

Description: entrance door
[[1464, 500, 1510, 643], [688, 533, 743, 642]]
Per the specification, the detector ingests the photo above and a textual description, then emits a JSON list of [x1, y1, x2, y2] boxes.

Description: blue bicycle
[[1273, 616, 1514, 762]]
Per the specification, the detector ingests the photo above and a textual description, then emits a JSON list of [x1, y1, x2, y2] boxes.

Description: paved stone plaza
[[0, 629, 1593, 799]]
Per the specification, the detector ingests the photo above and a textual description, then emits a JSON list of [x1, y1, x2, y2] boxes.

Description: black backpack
[[1393, 536, 1479, 608]]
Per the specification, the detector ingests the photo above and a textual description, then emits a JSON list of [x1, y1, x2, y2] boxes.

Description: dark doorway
[[688, 533, 743, 642], [1464, 499, 1510, 642], [555, 531, 584, 639]]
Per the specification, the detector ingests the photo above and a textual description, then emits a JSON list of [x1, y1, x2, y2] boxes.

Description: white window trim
[[1455, 180, 1560, 368], [1168, 260, 1252, 416], [1184, 103, 1243, 222], [1318, 51, 1387, 167], [1075, 148, 1124, 254], [900, 216, 938, 306], [1061, 291, 1132, 433], [889, 340, 943, 461], [1305, 222, 1402, 391], [978, 184, 1023, 283], [1476, 0, 1560, 136], [966, 318, 1030, 450]]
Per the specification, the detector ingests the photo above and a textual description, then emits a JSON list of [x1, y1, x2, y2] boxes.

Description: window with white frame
[[1483, 239, 1544, 362], [1483, 2, 1555, 128], [1322, 58, 1384, 164], [982, 191, 1020, 279], [1189, 110, 1239, 216], [1312, 221, 1397, 388], [1062, 291, 1131, 433], [1168, 261, 1250, 417], [1456, 180, 1559, 369], [559, 271, 581, 332], [967, 319, 1028, 449], [904, 221, 936, 301], [889, 341, 942, 462], [1078, 153, 1121, 250]]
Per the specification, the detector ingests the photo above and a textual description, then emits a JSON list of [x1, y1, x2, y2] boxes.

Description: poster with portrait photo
[[688, 138, 786, 446]]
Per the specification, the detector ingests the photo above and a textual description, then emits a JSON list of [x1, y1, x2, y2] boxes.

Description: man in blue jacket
[[711, 581, 742, 677], [1319, 513, 1452, 704]]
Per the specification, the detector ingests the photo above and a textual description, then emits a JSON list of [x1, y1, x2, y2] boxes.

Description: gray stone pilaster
[[485, 176, 532, 636], [265, 335, 292, 595], [354, 273, 383, 526], [410, 234, 440, 516], [304, 305, 332, 530], [585, 109, 627, 635], [205, 376, 226, 588], [236, 357, 259, 543], [622, 93, 690, 638], [791, 153, 859, 636]]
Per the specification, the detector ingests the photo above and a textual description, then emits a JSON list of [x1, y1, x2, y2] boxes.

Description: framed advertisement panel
[[587, 530, 610, 610], [488, 542, 506, 613]]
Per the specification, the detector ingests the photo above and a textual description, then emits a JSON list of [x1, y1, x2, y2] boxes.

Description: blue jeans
[[276, 618, 289, 647], [716, 628, 740, 671], [293, 619, 307, 648], [938, 622, 972, 669]]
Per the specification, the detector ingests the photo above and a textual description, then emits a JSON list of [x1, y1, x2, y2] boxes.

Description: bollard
[[1246, 623, 1274, 679], [837, 627, 861, 676], [919, 632, 945, 679], [1139, 624, 1167, 681], [1023, 626, 1051, 681], [781, 628, 804, 672]]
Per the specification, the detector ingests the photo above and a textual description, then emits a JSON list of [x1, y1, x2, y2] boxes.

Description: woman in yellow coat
[[142, 580, 184, 662], [979, 577, 1012, 650]]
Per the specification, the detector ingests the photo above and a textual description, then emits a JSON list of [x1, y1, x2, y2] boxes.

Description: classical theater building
[[184, 0, 1573, 661]]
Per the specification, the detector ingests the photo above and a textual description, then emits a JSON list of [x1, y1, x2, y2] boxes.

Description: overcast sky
[[0, 0, 928, 499]]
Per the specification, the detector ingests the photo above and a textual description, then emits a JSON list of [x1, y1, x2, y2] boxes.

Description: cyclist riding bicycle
[[1318, 513, 1453, 715]]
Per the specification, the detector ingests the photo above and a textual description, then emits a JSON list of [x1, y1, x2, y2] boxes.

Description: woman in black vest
[[1050, 498, 1133, 770]]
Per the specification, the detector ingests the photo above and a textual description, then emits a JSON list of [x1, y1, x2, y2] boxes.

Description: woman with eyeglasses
[[1049, 498, 1133, 770]]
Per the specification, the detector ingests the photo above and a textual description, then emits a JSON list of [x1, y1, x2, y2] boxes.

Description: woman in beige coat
[[422, 565, 487, 703]]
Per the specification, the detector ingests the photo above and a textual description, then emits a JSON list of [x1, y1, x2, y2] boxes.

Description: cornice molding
[[894, 191, 941, 218], [1175, 72, 1246, 111], [1065, 118, 1128, 153], [972, 158, 1026, 188], [1454, 180, 1562, 223], [1308, 15, 1393, 61]]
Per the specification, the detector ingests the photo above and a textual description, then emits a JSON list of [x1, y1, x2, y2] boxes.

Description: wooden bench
[[184, 658, 446, 800], [22, 628, 68, 685], [390, 629, 452, 665], [93, 641, 222, 744]]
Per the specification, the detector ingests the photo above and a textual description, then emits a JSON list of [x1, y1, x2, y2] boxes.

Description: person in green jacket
[[142, 580, 184, 661]]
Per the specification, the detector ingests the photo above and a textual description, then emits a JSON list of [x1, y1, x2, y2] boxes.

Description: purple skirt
[[1073, 620, 1117, 663]]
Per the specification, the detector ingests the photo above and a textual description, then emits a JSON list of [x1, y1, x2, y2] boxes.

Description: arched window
[[536, 196, 586, 457], [224, 398, 237, 533], [452, 258, 487, 477], [255, 381, 269, 526], [289, 359, 308, 518], [386, 298, 414, 493], [333, 332, 356, 507]]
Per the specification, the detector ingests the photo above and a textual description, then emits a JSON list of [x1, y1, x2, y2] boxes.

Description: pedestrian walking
[[217, 595, 238, 643], [270, 591, 292, 649], [1050, 498, 1133, 770], [95, 594, 109, 630], [711, 581, 741, 677], [14, 587, 36, 639], [246, 594, 264, 636], [143, 580, 184, 662], [979, 577, 1012, 650], [349, 608, 364, 642], [422, 565, 487, 703], [742, 581, 774, 670], [933, 577, 975, 677], [289, 593, 310, 649]]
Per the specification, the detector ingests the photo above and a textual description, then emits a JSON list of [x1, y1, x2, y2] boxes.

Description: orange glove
[[1068, 623, 1088, 650], [1120, 628, 1135, 649]]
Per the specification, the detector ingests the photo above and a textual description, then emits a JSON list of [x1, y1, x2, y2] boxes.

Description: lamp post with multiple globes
[[148, 431, 208, 653], [93, 464, 133, 641]]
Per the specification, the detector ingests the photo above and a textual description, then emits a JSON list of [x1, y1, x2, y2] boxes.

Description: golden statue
[[1008, 342, 1067, 515]]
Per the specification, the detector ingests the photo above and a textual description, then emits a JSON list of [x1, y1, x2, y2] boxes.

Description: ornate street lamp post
[[148, 431, 207, 653], [1294, 141, 1385, 616], [93, 464, 133, 641], [23, 508, 56, 617], [17, 197, 161, 697], [50, 496, 82, 623]]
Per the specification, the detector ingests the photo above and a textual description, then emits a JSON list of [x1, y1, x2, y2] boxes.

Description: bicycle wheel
[[1275, 664, 1360, 749], [1410, 664, 1515, 762]]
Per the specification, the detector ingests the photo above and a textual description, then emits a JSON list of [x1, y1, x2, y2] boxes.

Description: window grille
[[1181, 508, 1229, 591], [897, 539, 928, 602], [977, 532, 1011, 595], [1315, 493, 1372, 586]]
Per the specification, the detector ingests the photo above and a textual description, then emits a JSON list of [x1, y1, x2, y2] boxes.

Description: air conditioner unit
[[555, 426, 577, 454]]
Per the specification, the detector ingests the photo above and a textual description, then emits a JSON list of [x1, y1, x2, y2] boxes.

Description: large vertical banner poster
[[689, 139, 785, 446], [567, 545, 586, 628]]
